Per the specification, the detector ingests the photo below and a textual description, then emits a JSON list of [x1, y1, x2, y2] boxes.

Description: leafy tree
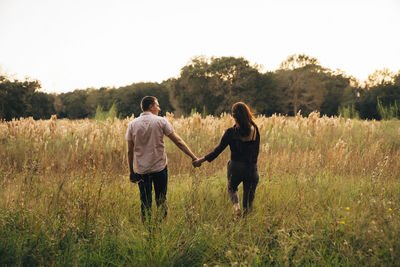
[[170, 56, 211, 115], [55, 82, 173, 119], [279, 54, 319, 70], [366, 68, 395, 87], [85, 87, 117, 117], [250, 72, 281, 116], [171, 56, 268, 115], [356, 70, 400, 119], [0, 74, 41, 120], [52, 94, 65, 116], [1, 56, 398, 121], [58, 90, 90, 119], [320, 72, 358, 117], [394, 71, 400, 86], [115, 82, 173, 118], [276, 54, 326, 116], [27, 92, 55, 119]]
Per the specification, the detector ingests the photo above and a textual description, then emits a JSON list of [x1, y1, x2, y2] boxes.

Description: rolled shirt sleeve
[[162, 118, 174, 136], [125, 122, 133, 140]]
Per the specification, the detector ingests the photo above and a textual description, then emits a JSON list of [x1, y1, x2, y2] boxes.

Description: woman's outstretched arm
[[193, 129, 231, 167]]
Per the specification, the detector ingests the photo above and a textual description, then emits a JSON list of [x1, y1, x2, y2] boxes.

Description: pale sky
[[0, 0, 399, 93]]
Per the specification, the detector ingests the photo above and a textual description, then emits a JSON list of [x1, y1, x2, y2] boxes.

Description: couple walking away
[[126, 96, 260, 222]]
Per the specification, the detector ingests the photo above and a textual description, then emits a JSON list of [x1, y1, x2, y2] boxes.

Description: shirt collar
[[140, 111, 153, 116]]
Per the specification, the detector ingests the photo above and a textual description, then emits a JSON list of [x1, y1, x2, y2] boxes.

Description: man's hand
[[192, 158, 201, 168], [129, 172, 143, 183], [192, 159, 201, 167], [192, 157, 204, 168]]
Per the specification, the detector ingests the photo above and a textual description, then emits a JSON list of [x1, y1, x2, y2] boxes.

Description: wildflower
[[346, 207, 350, 211], [225, 250, 232, 258], [340, 221, 345, 225], [388, 208, 392, 211]]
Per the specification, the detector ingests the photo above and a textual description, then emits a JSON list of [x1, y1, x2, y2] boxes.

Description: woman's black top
[[205, 123, 260, 164]]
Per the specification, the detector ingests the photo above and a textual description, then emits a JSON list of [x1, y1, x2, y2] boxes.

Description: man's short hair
[[141, 96, 157, 111]]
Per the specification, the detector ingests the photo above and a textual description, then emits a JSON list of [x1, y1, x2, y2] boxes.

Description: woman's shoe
[[233, 203, 242, 217]]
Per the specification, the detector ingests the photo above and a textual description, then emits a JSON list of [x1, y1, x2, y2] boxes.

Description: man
[[126, 96, 198, 222]]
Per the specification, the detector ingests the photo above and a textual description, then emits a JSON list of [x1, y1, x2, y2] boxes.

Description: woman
[[193, 102, 260, 216]]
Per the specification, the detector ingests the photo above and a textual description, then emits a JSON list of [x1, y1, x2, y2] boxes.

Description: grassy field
[[1, 113, 399, 266]]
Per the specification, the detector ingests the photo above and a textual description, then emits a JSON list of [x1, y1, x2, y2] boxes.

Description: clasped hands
[[192, 156, 205, 168]]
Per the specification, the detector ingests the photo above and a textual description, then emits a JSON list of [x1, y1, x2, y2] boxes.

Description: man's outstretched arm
[[167, 132, 197, 161]]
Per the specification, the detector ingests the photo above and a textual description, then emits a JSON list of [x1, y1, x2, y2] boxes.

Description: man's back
[[126, 96, 197, 223], [126, 112, 174, 174]]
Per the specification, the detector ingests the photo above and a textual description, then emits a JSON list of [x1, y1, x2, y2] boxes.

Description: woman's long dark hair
[[232, 102, 256, 137]]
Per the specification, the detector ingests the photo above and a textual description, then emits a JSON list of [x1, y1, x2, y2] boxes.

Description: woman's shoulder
[[226, 125, 236, 133], [222, 126, 236, 137]]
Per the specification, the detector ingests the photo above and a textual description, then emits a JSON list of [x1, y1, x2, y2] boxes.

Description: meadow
[[0, 112, 399, 266]]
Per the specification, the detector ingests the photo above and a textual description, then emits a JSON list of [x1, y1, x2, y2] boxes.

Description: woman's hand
[[192, 157, 205, 168]]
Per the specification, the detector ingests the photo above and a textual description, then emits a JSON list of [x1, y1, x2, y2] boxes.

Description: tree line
[[1, 54, 400, 121]]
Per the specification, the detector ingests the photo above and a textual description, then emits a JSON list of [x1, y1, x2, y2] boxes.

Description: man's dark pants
[[137, 167, 168, 222]]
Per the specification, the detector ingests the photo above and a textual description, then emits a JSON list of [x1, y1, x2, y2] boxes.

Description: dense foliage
[[1, 54, 400, 120]]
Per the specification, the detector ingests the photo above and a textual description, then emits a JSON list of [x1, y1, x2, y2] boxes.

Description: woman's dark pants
[[137, 167, 168, 222], [227, 160, 259, 214]]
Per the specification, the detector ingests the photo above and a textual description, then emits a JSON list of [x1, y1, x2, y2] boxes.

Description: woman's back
[[204, 123, 260, 164], [231, 123, 260, 163], [193, 101, 260, 217], [239, 125, 257, 142]]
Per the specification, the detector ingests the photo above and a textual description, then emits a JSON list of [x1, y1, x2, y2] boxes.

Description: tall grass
[[94, 103, 118, 121], [0, 112, 399, 266], [377, 99, 399, 120], [338, 104, 359, 119]]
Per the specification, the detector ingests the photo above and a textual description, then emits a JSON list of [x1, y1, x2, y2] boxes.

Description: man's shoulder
[[150, 115, 171, 125], [128, 118, 139, 126], [127, 116, 145, 128], [130, 114, 170, 126], [129, 114, 150, 123], [159, 116, 171, 123]]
